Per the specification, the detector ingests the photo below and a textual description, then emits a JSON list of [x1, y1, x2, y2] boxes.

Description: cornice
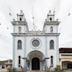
[[11, 21, 27, 25], [44, 21, 60, 25], [11, 33, 60, 37]]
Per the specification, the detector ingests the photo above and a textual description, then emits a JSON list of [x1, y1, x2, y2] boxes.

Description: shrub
[[7, 67, 17, 72], [55, 65, 62, 72]]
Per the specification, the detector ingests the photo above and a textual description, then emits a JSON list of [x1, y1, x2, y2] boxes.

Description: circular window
[[32, 39, 40, 47]]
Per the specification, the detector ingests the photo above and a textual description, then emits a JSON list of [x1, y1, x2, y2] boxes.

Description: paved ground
[[0, 69, 72, 72], [64, 69, 72, 72], [0, 69, 8, 72]]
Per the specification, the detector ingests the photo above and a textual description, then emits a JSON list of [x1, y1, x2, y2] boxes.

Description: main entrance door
[[67, 63, 72, 69], [32, 57, 40, 70]]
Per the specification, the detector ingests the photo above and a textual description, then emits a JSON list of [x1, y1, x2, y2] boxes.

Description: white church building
[[12, 10, 60, 71]]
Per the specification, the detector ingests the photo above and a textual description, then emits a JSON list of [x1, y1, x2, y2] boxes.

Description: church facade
[[12, 10, 60, 71]]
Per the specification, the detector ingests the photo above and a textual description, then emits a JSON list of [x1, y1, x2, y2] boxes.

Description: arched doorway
[[32, 57, 40, 70], [62, 61, 72, 69], [67, 62, 72, 69], [27, 50, 45, 71]]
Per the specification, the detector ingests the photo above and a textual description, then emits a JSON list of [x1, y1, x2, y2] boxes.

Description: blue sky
[[0, 0, 72, 60]]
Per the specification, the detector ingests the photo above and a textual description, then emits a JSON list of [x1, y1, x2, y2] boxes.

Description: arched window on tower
[[50, 40, 54, 49], [50, 26, 53, 32], [18, 40, 22, 49], [50, 17, 52, 21], [51, 56, 53, 67], [18, 27, 21, 33], [20, 17, 22, 21], [18, 56, 21, 67]]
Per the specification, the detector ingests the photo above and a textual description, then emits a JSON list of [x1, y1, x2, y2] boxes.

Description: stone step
[[27, 70, 45, 72]]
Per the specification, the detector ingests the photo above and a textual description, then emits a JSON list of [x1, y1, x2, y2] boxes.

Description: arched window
[[18, 27, 21, 33], [50, 40, 54, 49], [20, 17, 22, 21], [50, 26, 53, 32], [18, 40, 22, 49], [50, 17, 52, 21], [18, 56, 21, 67], [51, 56, 53, 67]]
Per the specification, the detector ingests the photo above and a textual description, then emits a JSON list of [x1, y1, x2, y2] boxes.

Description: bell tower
[[12, 10, 28, 34], [43, 10, 59, 33], [43, 10, 60, 68], [17, 10, 25, 21], [11, 10, 29, 68], [46, 10, 55, 21]]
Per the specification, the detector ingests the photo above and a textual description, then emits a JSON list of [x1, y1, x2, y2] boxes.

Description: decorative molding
[[11, 32, 60, 37], [44, 21, 60, 25], [11, 21, 27, 26]]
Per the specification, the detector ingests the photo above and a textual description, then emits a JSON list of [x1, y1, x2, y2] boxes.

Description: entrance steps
[[27, 70, 45, 72]]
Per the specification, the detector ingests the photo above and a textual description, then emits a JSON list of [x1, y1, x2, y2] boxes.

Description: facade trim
[[11, 33, 60, 37]]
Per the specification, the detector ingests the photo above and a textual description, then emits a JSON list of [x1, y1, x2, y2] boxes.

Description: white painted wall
[[47, 36, 59, 68], [13, 37, 25, 68], [44, 24, 58, 33], [14, 25, 28, 33], [13, 35, 59, 68]]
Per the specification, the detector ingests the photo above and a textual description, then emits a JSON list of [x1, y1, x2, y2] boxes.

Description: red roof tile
[[59, 48, 72, 53]]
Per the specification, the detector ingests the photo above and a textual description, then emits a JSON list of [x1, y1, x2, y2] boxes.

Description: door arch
[[32, 57, 40, 70]]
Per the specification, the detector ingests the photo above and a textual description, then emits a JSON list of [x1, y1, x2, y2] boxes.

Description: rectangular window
[[18, 56, 21, 67], [51, 56, 53, 67]]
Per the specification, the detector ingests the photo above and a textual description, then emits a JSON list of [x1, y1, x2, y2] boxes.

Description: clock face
[[32, 39, 40, 47]]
